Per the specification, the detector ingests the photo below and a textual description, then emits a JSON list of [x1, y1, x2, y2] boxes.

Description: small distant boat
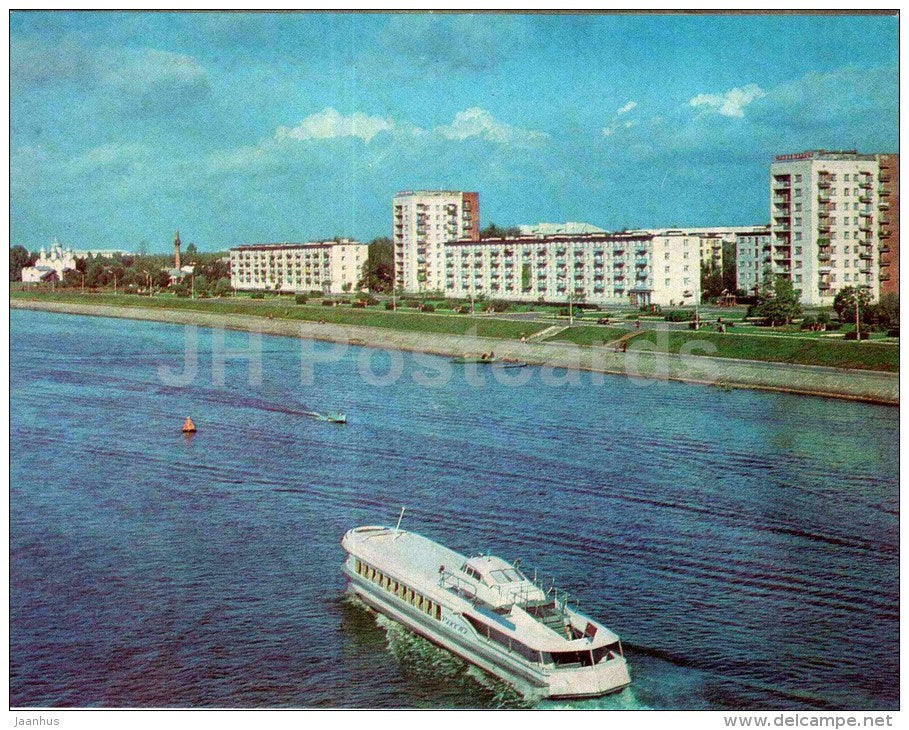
[[318, 411, 347, 424], [450, 355, 497, 364], [182, 416, 197, 433]]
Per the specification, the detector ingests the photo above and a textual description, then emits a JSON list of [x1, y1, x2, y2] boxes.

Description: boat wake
[[343, 593, 532, 708]]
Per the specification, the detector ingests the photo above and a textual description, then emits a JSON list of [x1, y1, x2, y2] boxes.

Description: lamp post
[[80, 272, 85, 294]]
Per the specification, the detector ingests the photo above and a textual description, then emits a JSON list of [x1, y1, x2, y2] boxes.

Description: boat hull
[[343, 561, 630, 701]]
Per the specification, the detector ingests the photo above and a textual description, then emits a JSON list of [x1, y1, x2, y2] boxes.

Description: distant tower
[[174, 230, 182, 270]]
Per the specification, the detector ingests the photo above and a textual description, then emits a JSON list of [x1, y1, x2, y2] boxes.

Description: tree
[[721, 241, 737, 292], [833, 286, 872, 323], [700, 263, 723, 301], [358, 237, 393, 292], [756, 276, 802, 326], [875, 292, 899, 328], [480, 223, 521, 239], [10, 245, 35, 281]]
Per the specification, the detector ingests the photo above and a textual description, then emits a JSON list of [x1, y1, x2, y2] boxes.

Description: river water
[[10, 309, 899, 709]]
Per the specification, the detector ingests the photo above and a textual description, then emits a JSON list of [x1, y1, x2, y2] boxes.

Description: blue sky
[[11, 11, 899, 252]]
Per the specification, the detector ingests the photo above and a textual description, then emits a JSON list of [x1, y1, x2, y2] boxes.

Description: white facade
[[770, 151, 880, 306], [393, 190, 479, 293], [734, 226, 772, 294], [229, 240, 368, 294], [444, 232, 699, 307], [21, 240, 77, 283]]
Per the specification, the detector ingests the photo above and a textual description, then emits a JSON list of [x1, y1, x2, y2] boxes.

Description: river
[[10, 309, 899, 709]]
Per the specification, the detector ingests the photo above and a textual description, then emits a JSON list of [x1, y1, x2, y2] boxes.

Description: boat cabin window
[[489, 568, 524, 584], [461, 564, 484, 582]]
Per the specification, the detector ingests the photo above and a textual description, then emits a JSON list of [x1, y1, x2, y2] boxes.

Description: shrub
[[825, 322, 842, 331], [352, 301, 366, 309], [295, 294, 308, 305], [250, 292, 265, 300], [408, 301, 421, 309], [800, 315, 817, 330], [558, 308, 583, 318], [421, 303, 436, 313], [384, 302, 396, 310], [490, 299, 510, 313], [361, 294, 379, 306], [457, 306, 470, 314], [844, 332, 870, 341], [664, 310, 693, 322], [321, 299, 335, 307], [888, 327, 899, 338]]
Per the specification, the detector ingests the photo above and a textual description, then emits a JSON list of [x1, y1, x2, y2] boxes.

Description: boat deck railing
[[439, 570, 478, 601]]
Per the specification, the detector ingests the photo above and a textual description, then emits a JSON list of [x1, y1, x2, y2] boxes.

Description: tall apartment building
[[230, 239, 367, 294], [393, 190, 479, 293], [876, 154, 899, 296], [770, 150, 892, 306], [444, 231, 700, 307], [734, 226, 773, 294]]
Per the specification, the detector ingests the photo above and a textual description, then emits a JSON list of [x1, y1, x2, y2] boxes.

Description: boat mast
[[395, 506, 406, 534]]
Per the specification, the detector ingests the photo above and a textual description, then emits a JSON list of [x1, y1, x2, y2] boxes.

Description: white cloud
[[101, 48, 209, 96], [689, 84, 765, 118], [275, 108, 398, 143], [435, 107, 547, 146], [616, 101, 637, 115], [602, 120, 637, 137], [68, 143, 153, 174]]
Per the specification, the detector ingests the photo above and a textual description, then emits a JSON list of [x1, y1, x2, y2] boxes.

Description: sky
[[10, 11, 899, 253]]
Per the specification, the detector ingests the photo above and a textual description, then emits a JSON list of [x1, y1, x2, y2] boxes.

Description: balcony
[[859, 195, 872, 204], [880, 244, 891, 254], [819, 281, 832, 290], [774, 224, 791, 234], [817, 194, 831, 203], [859, 179, 872, 189], [880, 272, 891, 281], [817, 179, 832, 189], [860, 252, 873, 261], [817, 237, 831, 246], [878, 201, 890, 210], [879, 173, 892, 182]]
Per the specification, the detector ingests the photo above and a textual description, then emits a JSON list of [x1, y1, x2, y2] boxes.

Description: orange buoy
[[182, 417, 197, 434]]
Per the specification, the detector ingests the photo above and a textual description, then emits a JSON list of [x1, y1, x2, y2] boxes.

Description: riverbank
[[11, 297, 899, 405]]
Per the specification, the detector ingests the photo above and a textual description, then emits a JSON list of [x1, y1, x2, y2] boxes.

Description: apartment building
[[229, 239, 367, 294], [393, 190, 479, 293], [876, 154, 899, 296], [734, 225, 773, 294], [770, 150, 890, 306], [444, 231, 700, 307]]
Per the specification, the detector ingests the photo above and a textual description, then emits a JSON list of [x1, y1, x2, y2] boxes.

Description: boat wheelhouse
[[341, 524, 630, 699]]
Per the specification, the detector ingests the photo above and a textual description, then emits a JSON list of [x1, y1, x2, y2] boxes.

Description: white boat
[[341, 523, 631, 699]]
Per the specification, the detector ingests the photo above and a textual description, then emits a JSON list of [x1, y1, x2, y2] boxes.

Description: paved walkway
[[12, 299, 898, 405]]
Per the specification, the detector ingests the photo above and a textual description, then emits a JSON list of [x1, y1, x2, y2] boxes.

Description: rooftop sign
[[774, 149, 859, 161]]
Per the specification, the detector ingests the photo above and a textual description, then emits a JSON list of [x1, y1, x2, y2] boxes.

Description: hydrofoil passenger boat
[[341, 520, 630, 699]]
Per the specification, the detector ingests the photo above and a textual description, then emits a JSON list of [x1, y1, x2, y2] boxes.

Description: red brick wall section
[[462, 192, 480, 242], [878, 154, 899, 297]]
